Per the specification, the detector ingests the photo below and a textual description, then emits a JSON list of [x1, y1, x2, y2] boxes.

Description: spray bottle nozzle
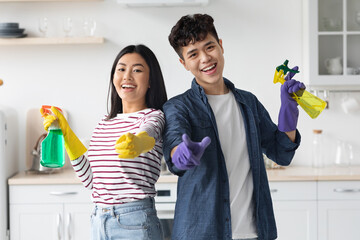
[[273, 59, 301, 85], [41, 105, 63, 117], [275, 59, 300, 75]]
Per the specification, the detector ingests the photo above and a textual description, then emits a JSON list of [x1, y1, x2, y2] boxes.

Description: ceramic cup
[[347, 67, 355, 75], [341, 97, 360, 114], [325, 57, 343, 75]]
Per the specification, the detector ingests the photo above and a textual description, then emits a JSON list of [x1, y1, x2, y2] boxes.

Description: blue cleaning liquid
[[40, 128, 65, 168]]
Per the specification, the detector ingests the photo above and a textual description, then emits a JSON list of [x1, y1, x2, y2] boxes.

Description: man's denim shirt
[[163, 78, 301, 240]]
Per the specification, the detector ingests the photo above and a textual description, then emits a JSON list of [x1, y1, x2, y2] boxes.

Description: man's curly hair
[[168, 14, 219, 60]]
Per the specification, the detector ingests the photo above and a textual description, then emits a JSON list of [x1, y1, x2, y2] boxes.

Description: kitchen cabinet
[[270, 181, 317, 240], [317, 181, 360, 240], [8, 167, 360, 240], [303, 0, 360, 89], [0, 37, 104, 46], [9, 184, 92, 240]]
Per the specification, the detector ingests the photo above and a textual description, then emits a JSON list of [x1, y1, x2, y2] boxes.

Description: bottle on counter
[[40, 105, 65, 168], [312, 129, 324, 168]]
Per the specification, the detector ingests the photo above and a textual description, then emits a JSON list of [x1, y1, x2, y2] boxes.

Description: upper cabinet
[[304, 0, 360, 89]]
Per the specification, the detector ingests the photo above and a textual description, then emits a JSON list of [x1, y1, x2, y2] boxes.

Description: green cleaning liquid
[[40, 128, 65, 168]]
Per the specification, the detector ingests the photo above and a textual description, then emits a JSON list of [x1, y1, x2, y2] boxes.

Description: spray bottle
[[40, 105, 65, 168], [274, 60, 327, 119]]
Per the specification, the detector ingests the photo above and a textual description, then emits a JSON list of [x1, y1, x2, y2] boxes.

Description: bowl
[[0, 28, 24, 34], [0, 22, 19, 29]]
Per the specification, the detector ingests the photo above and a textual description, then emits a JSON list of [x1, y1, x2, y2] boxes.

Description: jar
[[312, 129, 324, 168]]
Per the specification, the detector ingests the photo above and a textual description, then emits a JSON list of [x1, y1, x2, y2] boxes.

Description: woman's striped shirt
[[71, 108, 165, 206]]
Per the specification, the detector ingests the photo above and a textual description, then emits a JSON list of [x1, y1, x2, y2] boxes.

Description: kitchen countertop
[[8, 168, 178, 185], [267, 166, 360, 181], [8, 166, 360, 185]]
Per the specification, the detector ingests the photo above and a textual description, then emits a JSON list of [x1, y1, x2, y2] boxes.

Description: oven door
[[155, 182, 177, 240]]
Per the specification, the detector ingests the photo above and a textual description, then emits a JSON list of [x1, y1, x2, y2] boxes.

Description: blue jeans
[[91, 197, 163, 240]]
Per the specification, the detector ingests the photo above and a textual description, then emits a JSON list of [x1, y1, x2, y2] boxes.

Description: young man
[[163, 14, 303, 240]]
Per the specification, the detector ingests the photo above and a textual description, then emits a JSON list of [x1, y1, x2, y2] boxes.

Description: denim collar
[[190, 77, 235, 104]]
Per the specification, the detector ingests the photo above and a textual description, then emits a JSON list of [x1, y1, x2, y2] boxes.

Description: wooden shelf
[[0, 37, 104, 45]]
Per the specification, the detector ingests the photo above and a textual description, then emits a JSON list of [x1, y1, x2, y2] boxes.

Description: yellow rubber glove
[[115, 131, 155, 159], [40, 106, 87, 161]]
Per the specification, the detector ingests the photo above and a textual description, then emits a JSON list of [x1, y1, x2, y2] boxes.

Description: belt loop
[[150, 197, 155, 208], [92, 205, 97, 216], [110, 206, 115, 218]]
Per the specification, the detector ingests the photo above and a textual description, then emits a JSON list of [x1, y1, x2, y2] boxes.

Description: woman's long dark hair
[[107, 44, 168, 119]]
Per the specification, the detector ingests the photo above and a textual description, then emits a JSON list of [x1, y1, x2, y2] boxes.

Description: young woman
[[41, 44, 167, 240]]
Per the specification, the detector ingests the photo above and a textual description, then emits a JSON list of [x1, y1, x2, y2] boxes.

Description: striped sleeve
[[71, 155, 93, 190], [139, 109, 165, 141]]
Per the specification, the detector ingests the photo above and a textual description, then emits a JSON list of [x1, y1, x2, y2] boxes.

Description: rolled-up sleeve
[[257, 98, 301, 166], [162, 99, 190, 176]]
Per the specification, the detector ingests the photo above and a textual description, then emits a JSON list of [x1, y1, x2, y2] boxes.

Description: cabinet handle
[[333, 188, 360, 193], [50, 191, 78, 196], [67, 213, 72, 240], [270, 189, 278, 193], [57, 214, 62, 240]]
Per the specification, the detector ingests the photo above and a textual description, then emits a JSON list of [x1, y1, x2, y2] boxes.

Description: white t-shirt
[[207, 91, 257, 239]]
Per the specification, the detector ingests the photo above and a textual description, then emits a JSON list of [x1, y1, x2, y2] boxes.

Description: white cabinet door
[[9, 184, 92, 240], [63, 203, 93, 240], [273, 201, 317, 240], [270, 181, 317, 240], [10, 204, 63, 240], [318, 181, 360, 240], [318, 201, 360, 240]]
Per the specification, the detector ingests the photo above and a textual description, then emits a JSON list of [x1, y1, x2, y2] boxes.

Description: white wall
[[1, 0, 360, 171]]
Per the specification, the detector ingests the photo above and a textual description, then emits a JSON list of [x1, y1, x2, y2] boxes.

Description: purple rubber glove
[[172, 134, 211, 170], [278, 66, 306, 132]]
